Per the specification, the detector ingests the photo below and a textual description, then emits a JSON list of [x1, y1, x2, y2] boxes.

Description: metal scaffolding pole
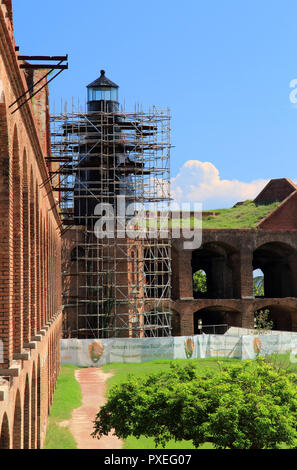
[[51, 101, 172, 339]]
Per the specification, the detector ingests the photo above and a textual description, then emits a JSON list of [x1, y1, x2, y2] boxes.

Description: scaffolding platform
[[51, 103, 172, 339]]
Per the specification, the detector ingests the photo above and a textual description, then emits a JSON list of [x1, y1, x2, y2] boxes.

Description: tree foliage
[[254, 309, 274, 333], [92, 359, 297, 449], [253, 275, 264, 297], [193, 270, 207, 294]]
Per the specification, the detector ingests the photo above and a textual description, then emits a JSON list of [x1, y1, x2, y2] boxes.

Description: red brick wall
[[254, 178, 296, 204], [0, 2, 62, 449], [172, 228, 297, 335], [258, 191, 297, 230]]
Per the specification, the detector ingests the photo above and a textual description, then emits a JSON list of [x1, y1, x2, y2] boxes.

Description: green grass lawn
[[43, 364, 82, 449], [101, 357, 240, 449], [145, 201, 279, 230], [201, 201, 280, 229], [44, 354, 297, 449], [102, 357, 239, 390]]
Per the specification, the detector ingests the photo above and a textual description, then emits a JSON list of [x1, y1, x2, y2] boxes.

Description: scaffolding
[[50, 102, 172, 338]]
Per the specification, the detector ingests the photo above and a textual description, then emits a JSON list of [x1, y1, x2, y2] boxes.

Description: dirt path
[[68, 368, 123, 449]]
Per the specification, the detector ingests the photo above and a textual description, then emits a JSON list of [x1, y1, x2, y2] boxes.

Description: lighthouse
[[73, 70, 133, 224]]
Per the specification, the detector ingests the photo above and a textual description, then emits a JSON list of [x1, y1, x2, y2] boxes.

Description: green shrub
[[93, 359, 297, 449]]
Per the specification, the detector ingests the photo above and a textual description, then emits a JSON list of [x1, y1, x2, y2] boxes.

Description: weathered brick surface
[[254, 178, 297, 204], [258, 191, 297, 230], [172, 226, 297, 335], [0, 3, 62, 449]]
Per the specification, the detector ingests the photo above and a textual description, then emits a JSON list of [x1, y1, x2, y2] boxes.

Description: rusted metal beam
[[20, 64, 68, 70], [18, 55, 68, 61]]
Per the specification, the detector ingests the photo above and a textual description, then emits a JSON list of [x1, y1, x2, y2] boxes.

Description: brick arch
[[46, 213, 50, 321], [13, 389, 22, 449], [254, 239, 297, 253], [253, 298, 297, 312], [29, 167, 36, 336], [43, 218, 48, 324], [0, 412, 10, 449], [0, 89, 10, 366], [201, 240, 239, 254], [193, 304, 242, 334], [23, 374, 30, 448], [40, 216, 45, 328], [192, 240, 240, 299], [252, 300, 297, 332], [253, 241, 297, 298], [22, 149, 30, 345], [36, 355, 41, 448], [48, 336, 51, 412], [35, 182, 41, 332], [0, 78, 5, 104], [31, 361, 36, 449], [12, 125, 23, 354]]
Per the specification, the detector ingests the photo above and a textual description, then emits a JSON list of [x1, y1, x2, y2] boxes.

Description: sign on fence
[[60, 332, 297, 367]]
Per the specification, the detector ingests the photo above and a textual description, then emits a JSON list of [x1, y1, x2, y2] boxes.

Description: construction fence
[[60, 331, 297, 367]]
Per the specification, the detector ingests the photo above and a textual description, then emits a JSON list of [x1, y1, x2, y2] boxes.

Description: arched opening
[[254, 304, 293, 332], [35, 183, 41, 332], [0, 79, 5, 104], [12, 125, 23, 354], [0, 85, 9, 367], [23, 375, 30, 448], [22, 150, 30, 345], [36, 356, 41, 449], [253, 268, 264, 297], [13, 390, 22, 449], [192, 242, 239, 299], [0, 413, 10, 449], [253, 242, 296, 298], [193, 269, 207, 299], [30, 169, 36, 336], [193, 306, 241, 335], [31, 363, 36, 449]]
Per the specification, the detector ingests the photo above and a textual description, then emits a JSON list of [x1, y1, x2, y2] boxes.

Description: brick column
[[175, 250, 193, 299], [12, 136, 23, 354], [30, 184, 37, 337], [241, 303, 255, 329], [22, 171, 31, 345], [233, 248, 254, 299], [0, 103, 13, 367], [179, 302, 195, 336]]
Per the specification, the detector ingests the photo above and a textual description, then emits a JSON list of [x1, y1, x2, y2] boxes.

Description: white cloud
[[171, 160, 268, 210]]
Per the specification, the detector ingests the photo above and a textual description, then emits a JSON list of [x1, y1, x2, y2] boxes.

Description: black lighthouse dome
[[87, 70, 119, 112]]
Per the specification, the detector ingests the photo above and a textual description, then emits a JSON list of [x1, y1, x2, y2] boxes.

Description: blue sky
[[13, 0, 297, 209]]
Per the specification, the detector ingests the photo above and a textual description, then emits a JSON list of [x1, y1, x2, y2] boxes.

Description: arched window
[[253, 269, 264, 297], [0, 413, 10, 449], [193, 269, 207, 298], [253, 242, 296, 298]]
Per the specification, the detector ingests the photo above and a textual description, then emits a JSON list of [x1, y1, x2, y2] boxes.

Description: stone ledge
[[23, 341, 37, 350], [31, 335, 42, 342], [0, 384, 8, 401], [0, 365, 20, 377], [13, 351, 30, 361]]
